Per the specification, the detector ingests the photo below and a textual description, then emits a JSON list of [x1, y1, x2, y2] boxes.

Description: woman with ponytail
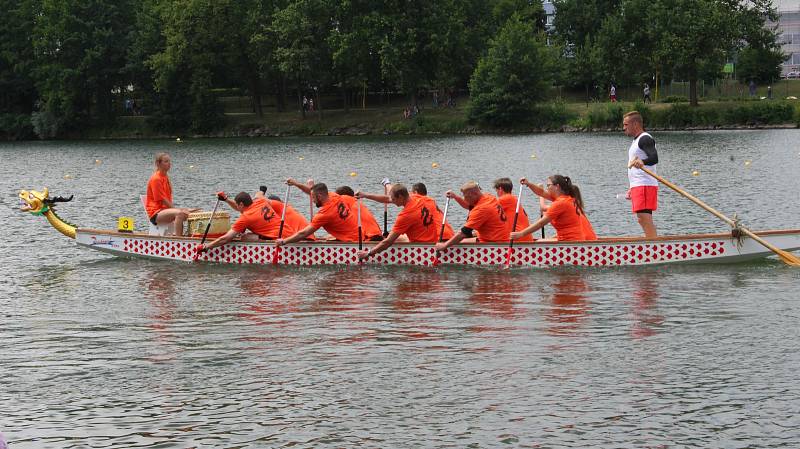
[[511, 175, 597, 241]]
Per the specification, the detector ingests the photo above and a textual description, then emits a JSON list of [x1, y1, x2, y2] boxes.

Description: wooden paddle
[[272, 184, 291, 265], [432, 196, 451, 266], [505, 184, 523, 268], [357, 196, 363, 251], [640, 167, 800, 267], [381, 177, 391, 237], [193, 197, 221, 261]]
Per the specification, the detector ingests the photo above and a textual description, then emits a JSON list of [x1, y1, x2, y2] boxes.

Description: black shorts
[[149, 213, 159, 225], [368, 235, 383, 242], [257, 234, 274, 241]]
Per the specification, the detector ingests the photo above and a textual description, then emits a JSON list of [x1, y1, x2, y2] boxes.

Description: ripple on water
[[2, 133, 800, 447]]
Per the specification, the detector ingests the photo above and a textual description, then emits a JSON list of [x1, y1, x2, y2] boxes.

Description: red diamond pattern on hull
[[116, 237, 726, 266]]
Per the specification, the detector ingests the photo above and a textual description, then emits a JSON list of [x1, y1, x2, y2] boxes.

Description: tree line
[[0, 0, 783, 139]]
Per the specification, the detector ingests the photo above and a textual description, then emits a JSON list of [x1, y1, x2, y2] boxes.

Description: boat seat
[[140, 195, 170, 236]]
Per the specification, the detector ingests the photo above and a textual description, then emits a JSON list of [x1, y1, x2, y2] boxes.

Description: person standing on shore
[[622, 111, 659, 238], [643, 84, 651, 103], [610, 83, 617, 102]]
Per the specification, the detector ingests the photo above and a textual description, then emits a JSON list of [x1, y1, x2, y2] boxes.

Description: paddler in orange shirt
[[511, 175, 597, 242], [493, 177, 534, 242], [195, 189, 303, 254], [356, 183, 454, 260], [276, 181, 382, 246], [435, 181, 510, 252]]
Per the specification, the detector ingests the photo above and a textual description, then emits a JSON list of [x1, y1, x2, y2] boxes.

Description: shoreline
[[84, 122, 799, 140]]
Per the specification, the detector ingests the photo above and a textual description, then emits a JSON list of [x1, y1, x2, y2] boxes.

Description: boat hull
[[74, 229, 800, 267]]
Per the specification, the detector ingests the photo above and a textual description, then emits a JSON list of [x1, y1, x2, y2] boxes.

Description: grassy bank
[[87, 98, 800, 139]]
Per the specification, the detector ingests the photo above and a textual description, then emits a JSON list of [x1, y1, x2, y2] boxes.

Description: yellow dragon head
[[19, 188, 77, 238], [19, 188, 51, 215]]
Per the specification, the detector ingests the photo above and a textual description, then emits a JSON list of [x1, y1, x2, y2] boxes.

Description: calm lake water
[[1, 131, 799, 448]]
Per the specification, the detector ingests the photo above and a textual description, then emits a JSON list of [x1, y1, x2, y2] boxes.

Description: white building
[[775, 0, 800, 74]]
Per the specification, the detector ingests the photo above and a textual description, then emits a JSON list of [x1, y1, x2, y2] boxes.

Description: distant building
[[543, 1, 555, 32], [776, 2, 800, 75]]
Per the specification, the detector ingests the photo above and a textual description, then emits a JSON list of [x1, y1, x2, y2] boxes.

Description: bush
[[31, 111, 65, 139], [722, 102, 794, 125], [529, 102, 578, 129], [660, 95, 689, 103], [586, 103, 624, 128], [0, 114, 35, 140]]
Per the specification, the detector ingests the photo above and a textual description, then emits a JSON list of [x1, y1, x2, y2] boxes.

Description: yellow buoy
[[188, 165, 195, 170], [530, 154, 537, 159], [350, 171, 357, 177], [94, 159, 101, 165], [431, 162, 439, 168], [299, 156, 304, 160], [744, 160, 752, 167], [64, 174, 73, 180], [176, 137, 181, 142], [692, 170, 700, 177]]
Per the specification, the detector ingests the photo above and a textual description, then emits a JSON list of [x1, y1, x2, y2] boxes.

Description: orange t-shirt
[[412, 194, 454, 240], [310, 192, 381, 241], [463, 193, 510, 242], [280, 202, 316, 240], [232, 198, 296, 239], [145, 171, 172, 218], [393, 195, 454, 242], [581, 214, 597, 240], [497, 193, 533, 242], [545, 195, 589, 241]]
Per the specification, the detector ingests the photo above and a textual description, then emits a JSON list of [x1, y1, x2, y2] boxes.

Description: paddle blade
[[776, 249, 800, 266]]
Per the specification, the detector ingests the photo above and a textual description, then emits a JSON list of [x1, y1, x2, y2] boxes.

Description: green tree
[[736, 46, 784, 85], [0, 0, 38, 139], [268, 0, 333, 119], [32, 0, 135, 136], [468, 14, 556, 125], [645, 0, 778, 105]]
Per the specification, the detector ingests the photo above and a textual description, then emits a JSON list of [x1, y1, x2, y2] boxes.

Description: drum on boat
[[187, 211, 231, 238]]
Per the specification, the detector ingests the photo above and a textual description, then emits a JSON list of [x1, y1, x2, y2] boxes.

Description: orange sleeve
[[392, 208, 414, 235], [310, 207, 332, 230], [231, 215, 249, 234], [545, 199, 567, 222], [464, 205, 490, 231]]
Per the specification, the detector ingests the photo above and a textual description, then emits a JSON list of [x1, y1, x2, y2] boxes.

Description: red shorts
[[630, 186, 658, 213]]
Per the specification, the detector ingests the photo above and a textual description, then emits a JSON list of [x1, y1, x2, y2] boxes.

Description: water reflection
[[141, 266, 180, 362], [391, 268, 446, 313], [628, 274, 664, 339], [544, 272, 592, 338]]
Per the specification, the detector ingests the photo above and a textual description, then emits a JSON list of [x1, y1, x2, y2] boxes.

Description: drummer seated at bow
[[195, 190, 300, 254], [276, 182, 382, 246], [511, 175, 597, 242], [435, 181, 510, 252], [356, 183, 455, 260]]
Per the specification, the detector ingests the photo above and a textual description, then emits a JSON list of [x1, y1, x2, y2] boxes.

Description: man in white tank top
[[623, 111, 658, 237]]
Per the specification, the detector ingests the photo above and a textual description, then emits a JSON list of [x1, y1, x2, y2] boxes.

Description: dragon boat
[[20, 188, 800, 267]]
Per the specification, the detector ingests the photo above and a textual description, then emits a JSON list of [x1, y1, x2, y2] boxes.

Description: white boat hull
[[74, 229, 800, 267]]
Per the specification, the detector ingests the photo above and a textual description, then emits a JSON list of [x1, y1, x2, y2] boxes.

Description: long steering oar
[[432, 196, 451, 266], [193, 196, 221, 261], [640, 167, 800, 267], [505, 184, 524, 268], [272, 184, 291, 265], [381, 178, 391, 237]]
